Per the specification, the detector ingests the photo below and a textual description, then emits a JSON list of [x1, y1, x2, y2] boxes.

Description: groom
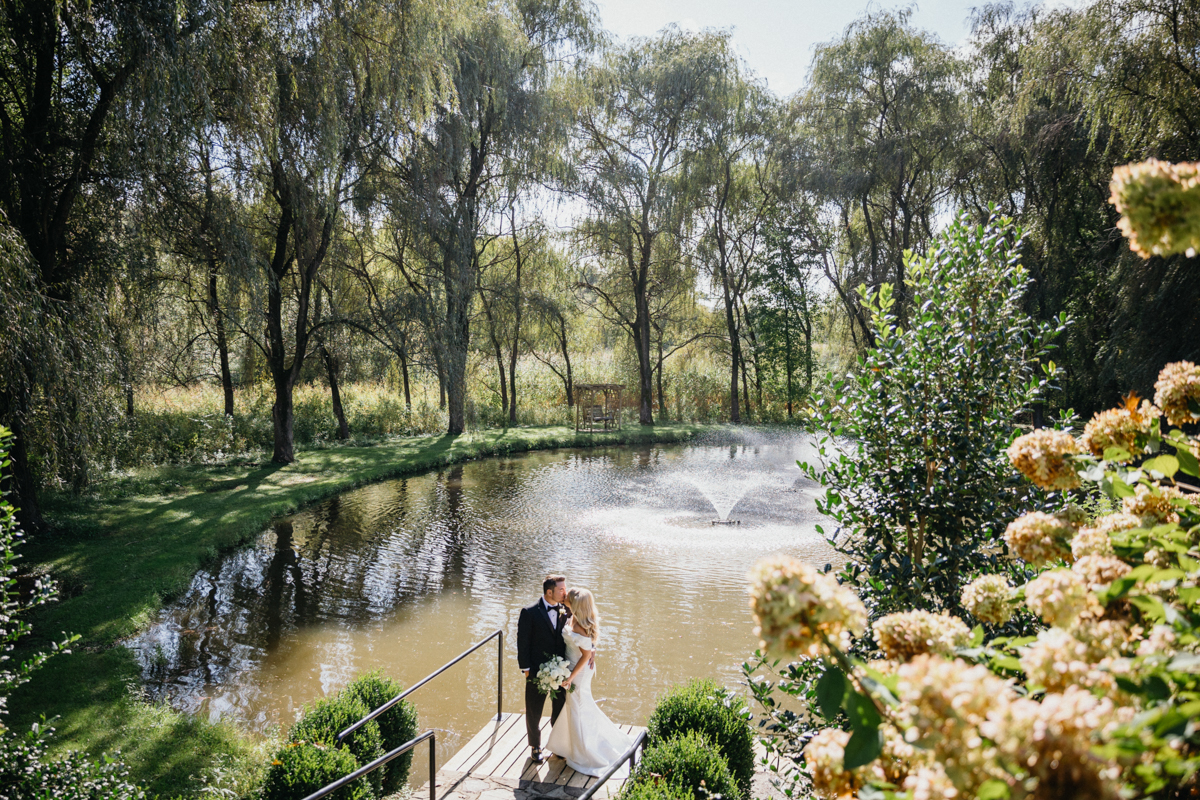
[[517, 574, 569, 764]]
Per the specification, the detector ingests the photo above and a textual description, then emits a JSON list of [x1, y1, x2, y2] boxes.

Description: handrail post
[[497, 629, 503, 722], [429, 733, 437, 800]]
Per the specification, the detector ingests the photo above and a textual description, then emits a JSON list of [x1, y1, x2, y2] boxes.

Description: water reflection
[[131, 429, 836, 780]]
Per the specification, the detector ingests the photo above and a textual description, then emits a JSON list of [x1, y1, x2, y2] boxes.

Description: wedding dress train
[[544, 629, 633, 777]]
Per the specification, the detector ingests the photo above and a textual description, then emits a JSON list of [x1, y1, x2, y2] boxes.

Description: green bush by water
[[628, 732, 741, 800], [261, 741, 374, 800], [344, 671, 419, 792], [619, 775, 696, 800], [288, 693, 384, 796], [646, 679, 754, 795]]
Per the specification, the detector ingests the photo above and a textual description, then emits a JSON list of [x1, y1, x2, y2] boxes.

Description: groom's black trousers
[[525, 681, 566, 751]]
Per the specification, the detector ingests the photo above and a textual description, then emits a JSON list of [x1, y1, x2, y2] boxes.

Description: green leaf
[[815, 666, 847, 720], [1173, 445, 1200, 478], [1104, 446, 1134, 463], [842, 727, 883, 770], [1148, 568, 1186, 583], [977, 779, 1011, 800], [1143, 455, 1179, 479], [991, 656, 1023, 672], [1110, 477, 1136, 498], [1129, 594, 1167, 621], [971, 624, 984, 647], [844, 690, 882, 731]]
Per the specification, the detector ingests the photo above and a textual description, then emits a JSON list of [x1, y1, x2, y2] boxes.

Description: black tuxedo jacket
[[517, 599, 569, 673]]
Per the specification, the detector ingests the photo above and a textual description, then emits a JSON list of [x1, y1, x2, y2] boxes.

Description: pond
[[130, 428, 836, 784]]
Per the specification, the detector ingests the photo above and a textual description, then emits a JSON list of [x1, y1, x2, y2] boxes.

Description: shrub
[[619, 775, 696, 800], [261, 741, 374, 800], [343, 672, 418, 791], [801, 214, 1067, 616], [630, 732, 741, 800], [646, 680, 754, 795], [288, 693, 383, 795], [0, 427, 146, 798]]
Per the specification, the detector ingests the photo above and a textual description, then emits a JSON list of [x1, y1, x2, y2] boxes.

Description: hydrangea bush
[[749, 367, 1200, 799], [744, 174, 1200, 798]]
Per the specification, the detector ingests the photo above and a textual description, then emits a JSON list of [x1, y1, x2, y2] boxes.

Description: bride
[[545, 588, 633, 776]]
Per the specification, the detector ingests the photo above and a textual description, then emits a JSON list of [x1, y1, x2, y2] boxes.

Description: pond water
[[130, 429, 836, 784]]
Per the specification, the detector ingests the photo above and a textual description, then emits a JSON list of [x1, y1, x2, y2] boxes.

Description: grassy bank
[[10, 423, 712, 798]]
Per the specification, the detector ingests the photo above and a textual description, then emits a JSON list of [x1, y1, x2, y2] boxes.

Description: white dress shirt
[[542, 597, 560, 629]]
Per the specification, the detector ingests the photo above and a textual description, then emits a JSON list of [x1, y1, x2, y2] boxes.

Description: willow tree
[[794, 9, 965, 345], [691, 58, 776, 423], [389, 0, 596, 435], [212, 0, 448, 462], [573, 27, 729, 425], [0, 0, 197, 528]]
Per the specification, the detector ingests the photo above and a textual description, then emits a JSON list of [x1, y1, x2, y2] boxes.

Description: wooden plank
[[447, 713, 523, 775], [442, 713, 517, 773], [458, 713, 524, 774], [566, 768, 591, 788], [473, 715, 534, 778], [495, 716, 549, 781]]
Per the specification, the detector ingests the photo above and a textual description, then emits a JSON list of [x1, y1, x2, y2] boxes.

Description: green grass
[[9, 423, 711, 798]]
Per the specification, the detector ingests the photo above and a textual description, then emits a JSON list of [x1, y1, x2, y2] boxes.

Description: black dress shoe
[[531, 748, 546, 764]]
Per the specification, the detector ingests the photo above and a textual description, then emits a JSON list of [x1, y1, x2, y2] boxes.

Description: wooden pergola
[[574, 384, 624, 432]]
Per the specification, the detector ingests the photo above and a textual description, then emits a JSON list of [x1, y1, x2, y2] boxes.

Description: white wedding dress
[[544, 628, 633, 777]]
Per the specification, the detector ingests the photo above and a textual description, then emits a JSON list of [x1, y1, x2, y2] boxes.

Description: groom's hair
[[543, 574, 565, 594]]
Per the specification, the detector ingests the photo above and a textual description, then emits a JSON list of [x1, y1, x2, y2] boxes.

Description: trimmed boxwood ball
[[344, 671, 419, 792], [629, 732, 741, 800], [289, 693, 384, 796], [262, 741, 375, 800], [619, 775, 696, 800], [646, 679, 754, 795]]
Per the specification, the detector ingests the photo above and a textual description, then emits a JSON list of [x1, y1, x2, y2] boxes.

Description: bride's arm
[[563, 646, 593, 689]]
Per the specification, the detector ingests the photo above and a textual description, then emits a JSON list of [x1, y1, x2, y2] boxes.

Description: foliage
[[629, 731, 742, 800], [261, 741, 374, 800], [646, 679, 755, 795], [0, 426, 147, 796], [288, 693, 383, 795], [800, 215, 1067, 617], [343, 672, 418, 792], [618, 775, 696, 800], [0, 722, 148, 800], [742, 173, 1200, 798]]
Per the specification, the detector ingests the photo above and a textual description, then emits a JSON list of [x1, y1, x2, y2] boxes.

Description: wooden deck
[[432, 712, 644, 800]]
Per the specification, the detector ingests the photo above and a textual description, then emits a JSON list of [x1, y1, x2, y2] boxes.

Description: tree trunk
[[492, 332, 508, 419], [208, 258, 235, 416], [507, 213, 524, 426], [784, 313, 793, 418], [399, 348, 412, 410], [740, 350, 751, 422], [557, 315, 574, 406], [272, 374, 296, 463], [633, 285, 655, 426], [435, 352, 447, 410], [321, 344, 350, 440], [7, 415, 45, 533], [656, 336, 667, 421]]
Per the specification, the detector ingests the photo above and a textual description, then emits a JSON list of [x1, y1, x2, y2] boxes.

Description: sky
[[590, 0, 983, 96]]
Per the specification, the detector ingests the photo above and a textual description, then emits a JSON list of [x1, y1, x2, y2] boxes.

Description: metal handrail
[[337, 629, 504, 743], [577, 730, 648, 800], [300, 730, 436, 800]]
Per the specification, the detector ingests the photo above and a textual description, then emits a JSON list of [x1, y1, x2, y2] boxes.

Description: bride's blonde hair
[[566, 587, 599, 643]]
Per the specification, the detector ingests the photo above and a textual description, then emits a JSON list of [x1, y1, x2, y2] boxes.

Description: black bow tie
[[549, 604, 564, 611]]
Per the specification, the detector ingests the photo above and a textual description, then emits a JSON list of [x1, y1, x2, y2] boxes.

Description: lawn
[[10, 423, 712, 797]]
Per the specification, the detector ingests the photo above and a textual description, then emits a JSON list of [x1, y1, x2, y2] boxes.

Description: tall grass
[[112, 347, 813, 471]]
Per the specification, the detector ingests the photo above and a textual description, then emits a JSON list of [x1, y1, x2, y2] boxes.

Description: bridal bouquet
[[534, 656, 574, 698]]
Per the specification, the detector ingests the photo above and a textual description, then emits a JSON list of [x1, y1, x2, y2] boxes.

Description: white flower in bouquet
[[535, 656, 573, 697]]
